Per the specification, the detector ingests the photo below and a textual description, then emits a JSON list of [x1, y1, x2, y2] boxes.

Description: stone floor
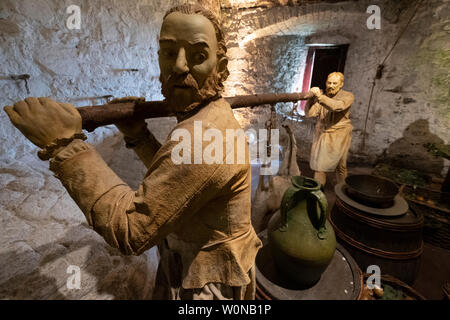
[[0, 151, 159, 300]]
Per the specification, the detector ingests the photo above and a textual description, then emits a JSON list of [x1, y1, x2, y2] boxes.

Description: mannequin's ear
[[216, 56, 229, 81]]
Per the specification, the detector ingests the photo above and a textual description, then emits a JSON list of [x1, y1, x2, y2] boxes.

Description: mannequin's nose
[[173, 48, 189, 74]]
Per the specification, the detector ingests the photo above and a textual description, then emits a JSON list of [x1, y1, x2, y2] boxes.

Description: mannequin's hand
[[4, 97, 82, 148], [109, 96, 148, 138], [309, 87, 323, 98]]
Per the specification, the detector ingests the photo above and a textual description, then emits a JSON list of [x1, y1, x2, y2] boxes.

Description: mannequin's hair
[[163, 4, 229, 84], [328, 72, 344, 83]]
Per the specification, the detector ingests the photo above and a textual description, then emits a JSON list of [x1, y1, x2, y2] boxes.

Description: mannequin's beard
[[326, 87, 341, 97], [160, 71, 222, 114]]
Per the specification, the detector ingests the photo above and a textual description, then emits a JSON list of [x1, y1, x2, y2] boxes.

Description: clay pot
[[268, 176, 336, 288]]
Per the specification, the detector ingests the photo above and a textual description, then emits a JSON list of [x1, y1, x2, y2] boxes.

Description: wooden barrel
[[255, 230, 363, 300], [401, 185, 450, 250], [330, 190, 424, 285]]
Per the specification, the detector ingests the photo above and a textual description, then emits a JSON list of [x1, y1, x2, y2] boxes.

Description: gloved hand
[[4, 97, 82, 148], [108, 96, 149, 139]]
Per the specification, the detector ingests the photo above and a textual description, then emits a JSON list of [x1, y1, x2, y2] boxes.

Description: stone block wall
[[222, 0, 449, 175], [0, 0, 204, 300], [0, 0, 448, 299]]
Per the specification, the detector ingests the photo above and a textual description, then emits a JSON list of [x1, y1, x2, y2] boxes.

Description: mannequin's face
[[159, 12, 225, 111], [326, 74, 344, 96]]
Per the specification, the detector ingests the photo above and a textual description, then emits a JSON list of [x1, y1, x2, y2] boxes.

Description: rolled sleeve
[[49, 139, 127, 226], [305, 99, 321, 118], [49, 138, 228, 256]]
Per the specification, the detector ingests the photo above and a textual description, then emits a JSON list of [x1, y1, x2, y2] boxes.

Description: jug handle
[[310, 190, 328, 240], [279, 186, 300, 232]]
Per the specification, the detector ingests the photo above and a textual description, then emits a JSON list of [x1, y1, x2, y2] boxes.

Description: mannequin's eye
[[193, 52, 207, 63], [160, 49, 177, 59]]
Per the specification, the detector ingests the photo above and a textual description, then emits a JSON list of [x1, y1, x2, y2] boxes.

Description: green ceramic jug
[[268, 176, 336, 288]]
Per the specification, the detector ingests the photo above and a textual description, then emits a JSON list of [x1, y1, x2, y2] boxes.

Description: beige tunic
[[305, 89, 354, 172], [49, 97, 262, 291]]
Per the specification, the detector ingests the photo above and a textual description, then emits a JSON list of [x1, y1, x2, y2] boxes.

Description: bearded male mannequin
[[305, 72, 354, 187], [4, 5, 261, 300]]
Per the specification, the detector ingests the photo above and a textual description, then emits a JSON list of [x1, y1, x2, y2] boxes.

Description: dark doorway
[[310, 45, 349, 90]]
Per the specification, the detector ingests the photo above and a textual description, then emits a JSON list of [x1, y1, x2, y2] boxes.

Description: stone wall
[[0, 0, 206, 300], [0, 0, 448, 300], [222, 0, 449, 175]]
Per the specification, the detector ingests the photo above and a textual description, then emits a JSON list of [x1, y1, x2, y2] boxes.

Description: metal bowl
[[345, 175, 399, 208]]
